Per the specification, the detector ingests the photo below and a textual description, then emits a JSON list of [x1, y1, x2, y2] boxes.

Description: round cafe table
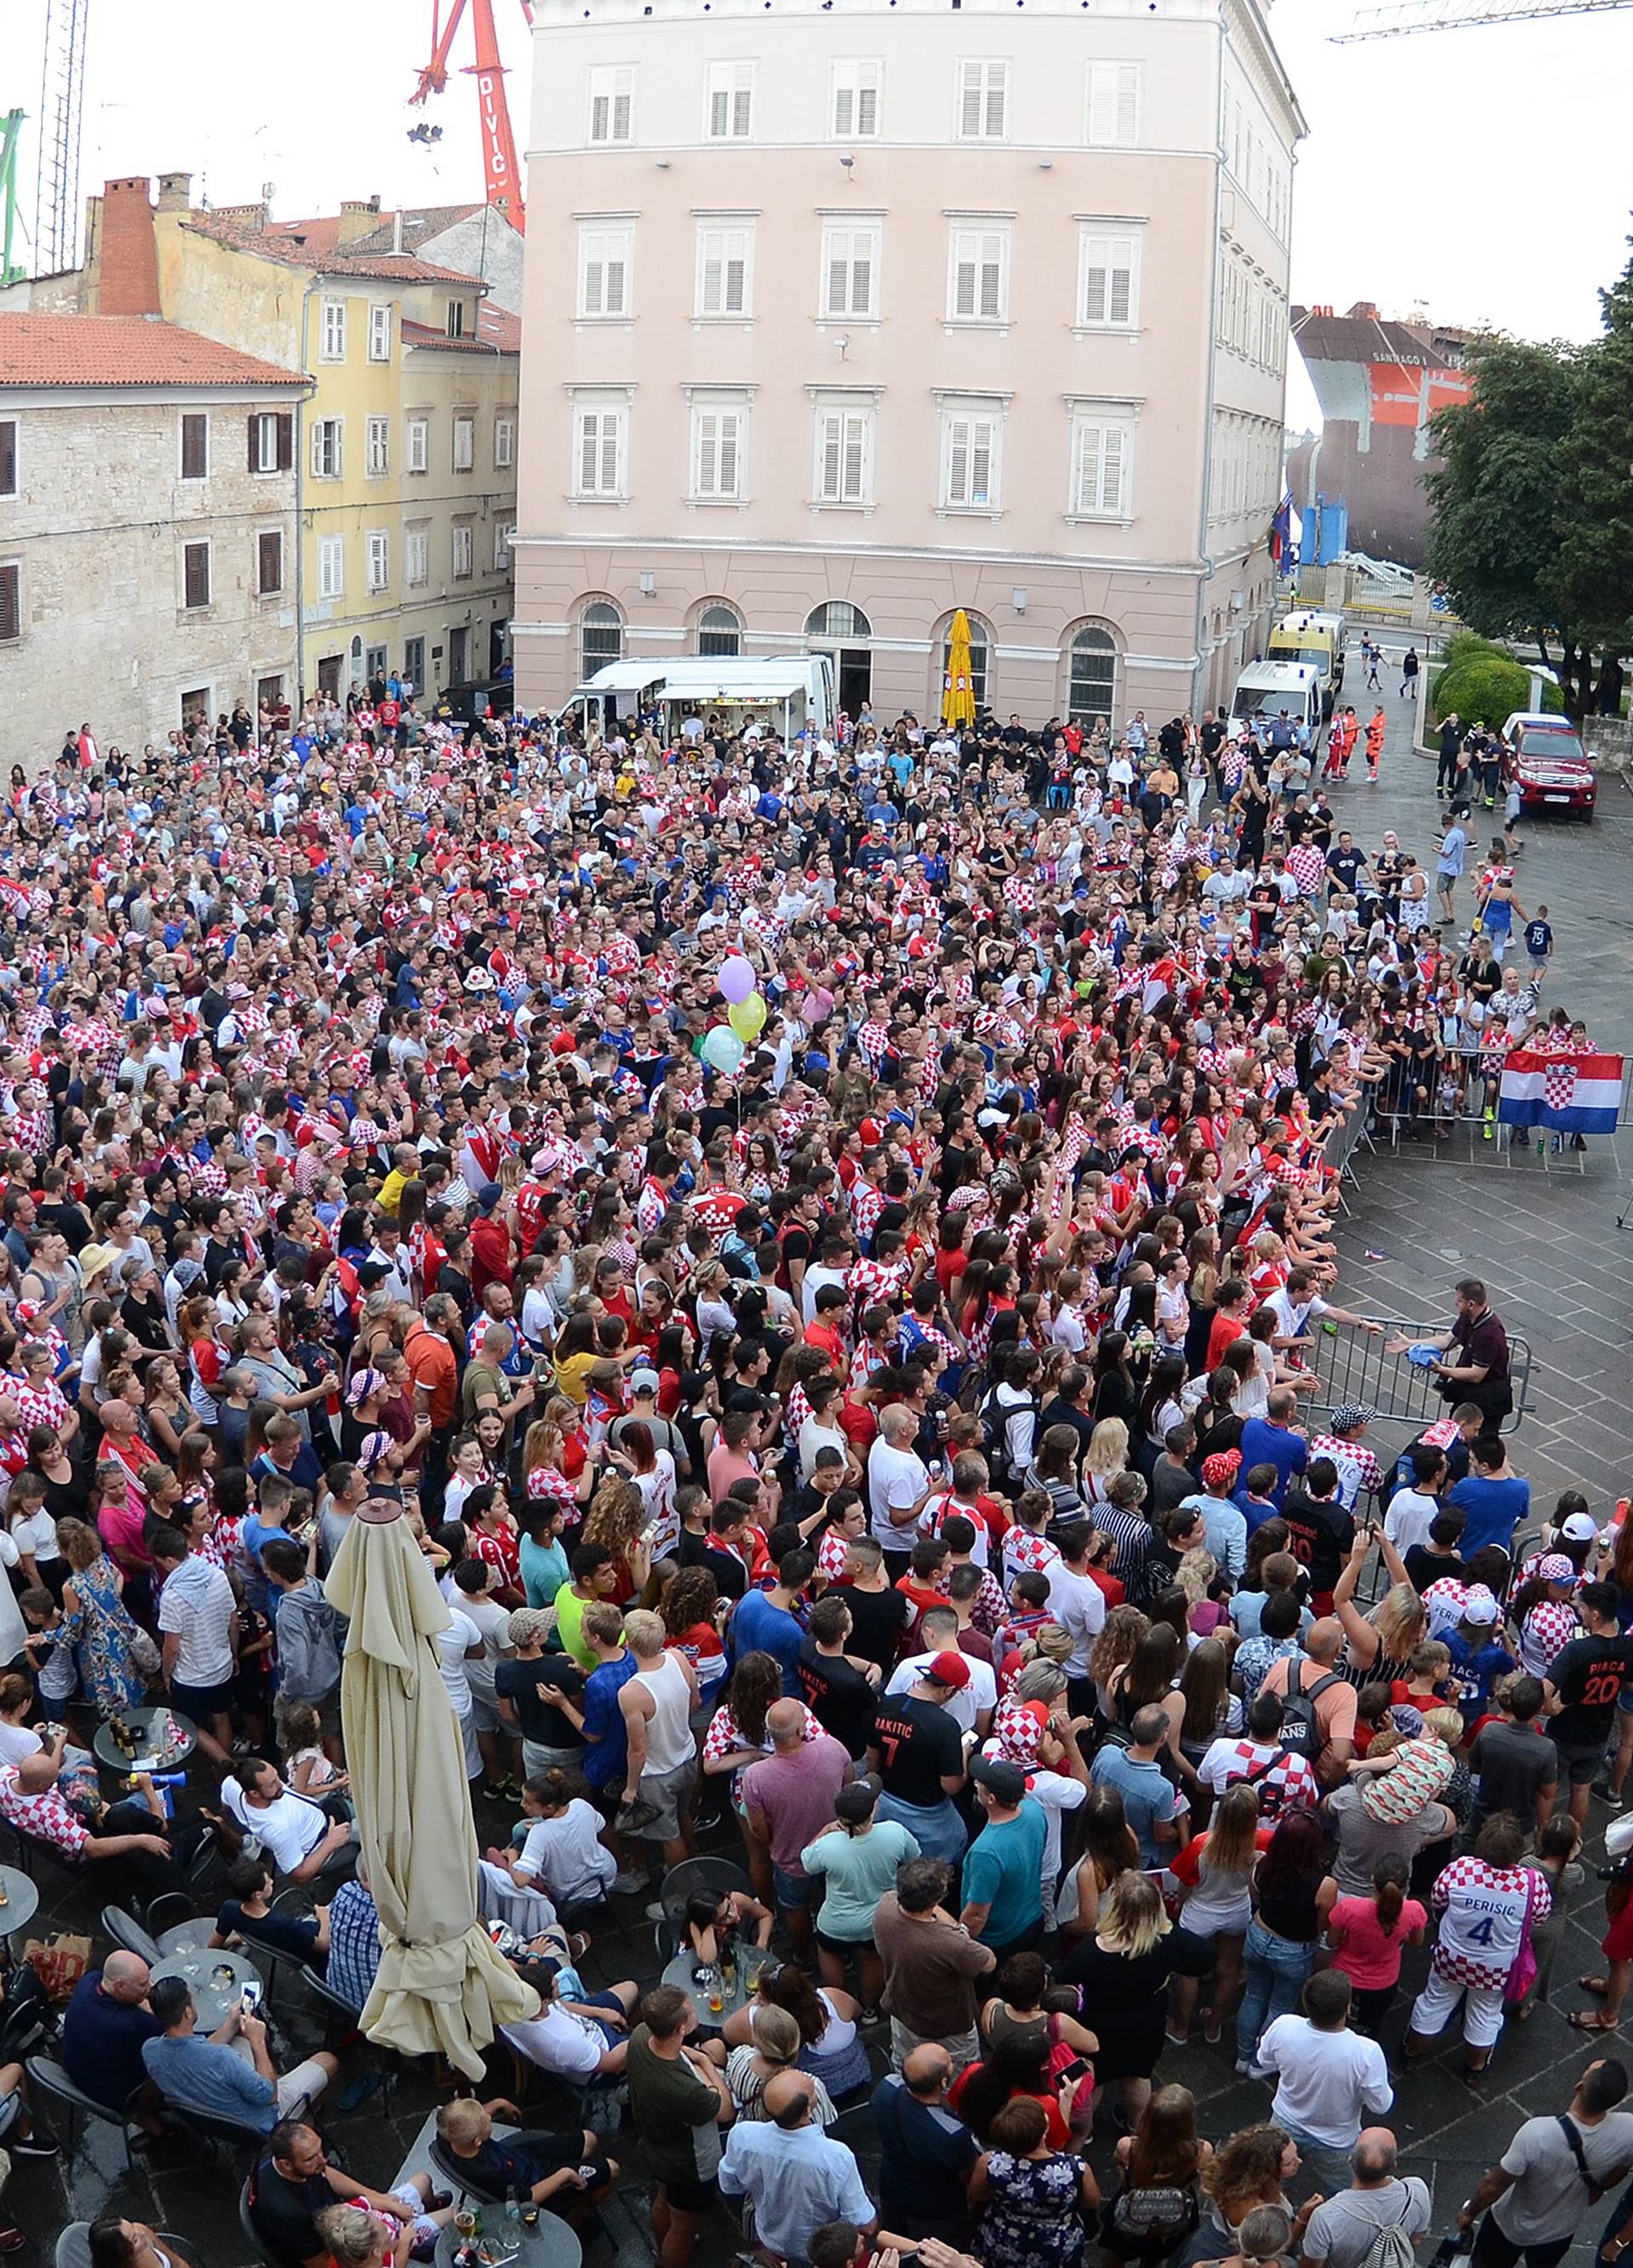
[[150, 1945, 262, 2033], [658, 1941, 769, 2032], [92, 1707, 197, 1775], [435, 2211, 582, 2268], [0, 1866, 39, 1941]]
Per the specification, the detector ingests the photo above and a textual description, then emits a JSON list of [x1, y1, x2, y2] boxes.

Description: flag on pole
[[1497, 1049, 1624, 1134]]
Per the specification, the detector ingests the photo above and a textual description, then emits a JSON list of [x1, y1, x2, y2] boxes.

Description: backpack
[[1356, 2192, 1420, 2268], [979, 1384, 1039, 1496], [1277, 1656, 1340, 1762], [1102, 2183, 1199, 2251]]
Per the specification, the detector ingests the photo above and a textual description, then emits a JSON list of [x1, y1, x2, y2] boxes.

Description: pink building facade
[[514, 0, 1301, 727]]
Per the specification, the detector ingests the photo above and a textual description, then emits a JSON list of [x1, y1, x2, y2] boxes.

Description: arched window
[[1067, 623, 1118, 723], [937, 611, 991, 714], [579, 599, 623, 678], [697, 603, 742, 658], [805, 600, 872, 641]]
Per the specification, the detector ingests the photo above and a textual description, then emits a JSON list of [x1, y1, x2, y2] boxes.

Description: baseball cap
[[925, 1650, 971, 1691], [969, 1755, 1027, 1804], [1462, 1586, 1500, 1625], [629, 1368, 660, 1394], [1537, 1554, 1577, 1585], [1560, 1512, 1597, 1543]]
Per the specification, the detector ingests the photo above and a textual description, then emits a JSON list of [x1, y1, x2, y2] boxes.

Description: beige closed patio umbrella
[[324, 1498, 538, 2076]]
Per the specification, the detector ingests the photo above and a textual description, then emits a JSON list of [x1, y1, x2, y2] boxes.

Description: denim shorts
[[772, 1863, 816, 1909]]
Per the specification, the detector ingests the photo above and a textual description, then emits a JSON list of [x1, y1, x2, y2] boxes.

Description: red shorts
[[1602, 1898, 1633, 1966]]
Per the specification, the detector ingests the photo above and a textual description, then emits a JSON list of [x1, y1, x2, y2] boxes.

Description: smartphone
[[1057, 2055, 1091, 2089], [240, 1981, 262, 2017]]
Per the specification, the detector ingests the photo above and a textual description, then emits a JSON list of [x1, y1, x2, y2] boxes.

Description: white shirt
[[1258, 2014, 1391, 2149], [1384, 1485, 1440, 1556], [514, 1798, 615, 1906], [799, 1417, 849, 1484], [1046, 1561, 1108, 1673], [631, 1451, 680, 1558], [868, 1439, 928, 1550], [222, 1780, 327, 1873], [156, 1552, 236, 1686], [887, 1648, 995, 1735], [436, 1607, 482, 1713], [504, 1999, 611, 2080]]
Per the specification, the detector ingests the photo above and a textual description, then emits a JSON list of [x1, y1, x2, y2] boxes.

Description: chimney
[[156, 172, 193, 213], [337, 197, 382, 248], [98, 177, 162, 317], [211, 201, 268, 233]]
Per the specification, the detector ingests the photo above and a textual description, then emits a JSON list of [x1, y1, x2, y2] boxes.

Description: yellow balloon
[[728, 993, 766, 1041]]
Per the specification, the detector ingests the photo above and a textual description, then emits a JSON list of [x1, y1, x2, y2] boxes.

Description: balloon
[[701, 1026, 746, 1074], [729, 993, 766, 1041], [720, 955, 756, 1005]]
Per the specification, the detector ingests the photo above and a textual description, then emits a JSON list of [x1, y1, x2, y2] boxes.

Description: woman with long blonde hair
[[1058, 1871, 1176, 2123], [1082, 1416, 1129, 1504], [1091, 1604, 1149, 1719]]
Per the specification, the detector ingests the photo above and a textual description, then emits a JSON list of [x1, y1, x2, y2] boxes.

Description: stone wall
[[0, 392, 299, 764]]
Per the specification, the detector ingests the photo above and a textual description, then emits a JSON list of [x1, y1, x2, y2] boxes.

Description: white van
[[1228, 659, 1323, 738]]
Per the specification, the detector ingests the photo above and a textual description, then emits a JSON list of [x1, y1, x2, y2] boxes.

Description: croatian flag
[[1497, 1049, 1624, 1134]]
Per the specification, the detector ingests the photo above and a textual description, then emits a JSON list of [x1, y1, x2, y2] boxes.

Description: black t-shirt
[[870, 1692, 964, 1807], [1280, 1488, 1354, 1594], [828, 1581, 911, 1675], [248, 2155, 334, 2265], [495, 1655, 586, 1749], [797, 1638, 877, 1758], [1549, 1634, 1633, 1748], [217, 1902, 321, 1960], [1328, 846, 1365, 895], [1404, 1543, 1469, 1595], [871, 2072, 980, 2235]]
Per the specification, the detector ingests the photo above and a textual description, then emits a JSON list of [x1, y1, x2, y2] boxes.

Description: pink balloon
[[720, 955, 756, 1005]]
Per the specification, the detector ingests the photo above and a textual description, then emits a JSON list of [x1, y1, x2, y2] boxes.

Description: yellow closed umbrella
[[942, 608, 977, 727], [325, 1498, 538, 2077]]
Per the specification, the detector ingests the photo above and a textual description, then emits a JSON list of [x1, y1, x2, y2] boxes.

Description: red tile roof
[[183, 216, 483, 287], [0, 315, 306, 389], [266, 203, 489, 261], [401, 309, 521, 356]]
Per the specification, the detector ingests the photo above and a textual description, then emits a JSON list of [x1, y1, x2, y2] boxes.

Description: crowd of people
[[0, 673, 1616, 2268]]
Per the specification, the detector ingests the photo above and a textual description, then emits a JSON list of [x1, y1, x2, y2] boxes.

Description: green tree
[[1424, 334, 1579, 675], [1553, 234, 1633, 711]]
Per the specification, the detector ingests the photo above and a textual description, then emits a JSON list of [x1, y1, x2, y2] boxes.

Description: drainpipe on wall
[[294, 279, 316, 709], [1192, 0, 1228, 716]]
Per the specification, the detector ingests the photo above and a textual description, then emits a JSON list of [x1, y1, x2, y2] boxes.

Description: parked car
[[1502, 709, 1596, 820]]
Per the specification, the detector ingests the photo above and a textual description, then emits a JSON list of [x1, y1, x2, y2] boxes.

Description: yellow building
[[47, 176, 519, 704]]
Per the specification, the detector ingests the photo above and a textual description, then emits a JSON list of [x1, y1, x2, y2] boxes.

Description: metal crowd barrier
[[1300, 1314, 1533, 1437], [1368, 1045, 1633, 1171]]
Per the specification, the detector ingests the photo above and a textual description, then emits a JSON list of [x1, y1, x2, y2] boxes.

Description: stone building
[[0, 308, 307, 761]]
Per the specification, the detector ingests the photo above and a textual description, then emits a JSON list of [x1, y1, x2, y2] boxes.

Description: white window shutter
[[827, 246, 849, 317], [600, 415, 619, 493], [719, 413, 738, 494], [947, 419, 970, 505], [698, 414, 718, 496], [579, 413, 599, 493], [959, 63, 982, 137], [834, 83, 854, 136], [986, 67, 1006, 137], [842, 413, 865, 500], [970, 419, 993, 504], [980, 235, 1002, 319], [725, 243, 745, 313], [851, 241, 872, 315], [856, 79, 878, 134], [821, 413, 842, 499], [606, 253, 625, 315]]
